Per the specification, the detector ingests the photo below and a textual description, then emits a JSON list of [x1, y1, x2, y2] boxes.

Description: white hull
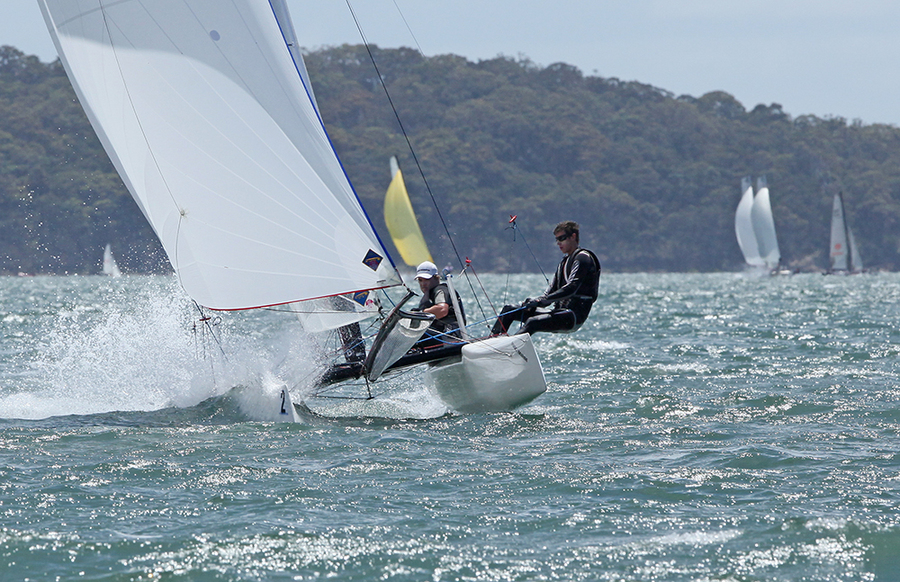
[[427, 334, 546, 413], [232, 383, 301, 422]]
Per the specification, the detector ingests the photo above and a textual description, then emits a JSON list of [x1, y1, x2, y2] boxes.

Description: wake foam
[[0, 278, 443, 422], [0, 282, 228, 420]]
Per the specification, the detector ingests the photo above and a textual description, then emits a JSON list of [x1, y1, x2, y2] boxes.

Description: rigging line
[[344, 0, 463, 270], [508, 215, 550, 284], [390, 0, 425, 56], [345, 1, 491, 321], [192, 300, 228, 359], [467, 263, 499, 318], [457, 261, 489, 325]]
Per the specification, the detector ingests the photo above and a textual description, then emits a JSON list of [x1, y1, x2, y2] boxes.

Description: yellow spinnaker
[[384, 157, 433, 266]]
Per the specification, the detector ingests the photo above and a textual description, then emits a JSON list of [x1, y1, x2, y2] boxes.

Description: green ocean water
[[1, 272, 899, 581]]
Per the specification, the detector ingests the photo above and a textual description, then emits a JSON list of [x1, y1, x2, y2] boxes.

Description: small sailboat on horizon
[[827, 191, 863, 274], [383, 156, 433, 268], [102, 243, 122, 277], [735, 176, 789, 274]]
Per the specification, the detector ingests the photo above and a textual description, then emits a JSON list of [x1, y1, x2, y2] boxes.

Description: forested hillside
[[0, 46, 164, 274], [1, 44, 899, 275]]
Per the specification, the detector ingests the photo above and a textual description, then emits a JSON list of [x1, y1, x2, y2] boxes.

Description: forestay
[[39, 0, 400, 310]]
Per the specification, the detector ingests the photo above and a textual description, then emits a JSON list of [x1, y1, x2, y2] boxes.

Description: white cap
[[415, 261, 438, 279]]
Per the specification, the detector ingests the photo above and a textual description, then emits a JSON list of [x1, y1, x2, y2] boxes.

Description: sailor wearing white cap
[[413, 261, 465, 348]]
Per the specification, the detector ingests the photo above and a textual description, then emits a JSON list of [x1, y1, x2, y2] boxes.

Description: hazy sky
[[5, 1, 900, 126]]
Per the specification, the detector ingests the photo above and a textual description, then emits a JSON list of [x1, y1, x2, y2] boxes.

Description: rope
[[507, 215, 550, 284], [192, 300, 227, 359], [390, 0, 425, 56], [344, 1, 493, 337], [489, 303, 531, 335], [466, 260, 499, 318], [344, 1, 463, 270]]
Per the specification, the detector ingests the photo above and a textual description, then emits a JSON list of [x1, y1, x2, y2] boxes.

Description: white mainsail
[[829, 191, 863, 273], [750, 177, 781, 270], [39, 0, 400, 310], [735, 177, 764, 267]]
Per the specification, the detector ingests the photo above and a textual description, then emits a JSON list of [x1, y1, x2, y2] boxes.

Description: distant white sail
[[735, 177, 764, 267], [39, 0, 400, 310], [102, 243, 122, 277], [750, 177, 781, 270]]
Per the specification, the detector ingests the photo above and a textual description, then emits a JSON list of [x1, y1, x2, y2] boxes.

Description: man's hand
[[523, 296, 550, 309]]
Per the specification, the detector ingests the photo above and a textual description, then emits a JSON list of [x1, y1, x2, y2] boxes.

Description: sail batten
[[39, 0, 400, 310]]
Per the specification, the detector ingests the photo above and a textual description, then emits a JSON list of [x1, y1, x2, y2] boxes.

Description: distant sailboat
[[735, 177, 764, 268], [383, 156, 433, 267], [828, 191, 863, 274], [735, 177, 784, 273], [102, 243, 122, 277]]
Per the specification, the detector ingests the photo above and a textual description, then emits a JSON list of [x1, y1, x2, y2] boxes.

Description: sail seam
[[98, 0, 187, 282]]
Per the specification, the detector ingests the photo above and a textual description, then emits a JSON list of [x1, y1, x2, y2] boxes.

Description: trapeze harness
[[417, 282, 466, 348], [493, 248, 601, 335]]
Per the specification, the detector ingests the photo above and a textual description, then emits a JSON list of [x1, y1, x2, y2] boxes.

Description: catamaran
[[39, 0, 546, 417]]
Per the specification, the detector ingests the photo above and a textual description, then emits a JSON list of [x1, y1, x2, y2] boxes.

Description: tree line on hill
[[1, 44, 898, 275]]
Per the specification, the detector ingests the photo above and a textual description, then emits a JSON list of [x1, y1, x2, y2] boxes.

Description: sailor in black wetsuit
[[491, 221, 600, 335], [414, 261, 466, 348]]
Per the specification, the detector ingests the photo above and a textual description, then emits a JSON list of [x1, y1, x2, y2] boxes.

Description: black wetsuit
[[418, 282, 466, 348], [492, 248, 600, 335]]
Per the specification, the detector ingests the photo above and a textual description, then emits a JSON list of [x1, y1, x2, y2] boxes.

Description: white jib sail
[[735, 177, 764, 267], [39, 0, 400, 310], [750, 178, 781, 269]]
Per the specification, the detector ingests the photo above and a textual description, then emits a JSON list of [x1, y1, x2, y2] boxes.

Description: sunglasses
[[555, 233, 572, 242]]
